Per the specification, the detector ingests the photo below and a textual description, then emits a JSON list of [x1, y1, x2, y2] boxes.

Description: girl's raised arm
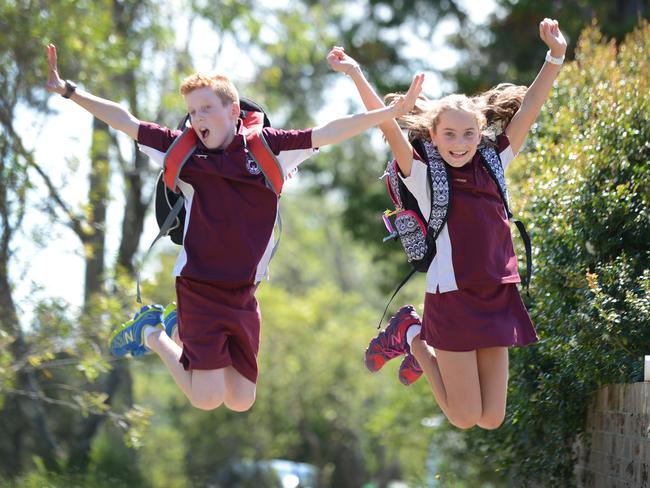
[[327, 47, 422, 176], [311, 72, 422, 148], [505, 18, 567, 154]]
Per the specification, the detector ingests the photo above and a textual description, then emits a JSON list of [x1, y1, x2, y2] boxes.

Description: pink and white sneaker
[[398, 353, 423, 385], [364, 305, 421, 372]]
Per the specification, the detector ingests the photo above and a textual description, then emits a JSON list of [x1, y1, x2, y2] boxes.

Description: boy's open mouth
[[198, 128, 210, 140], [449, 150, 468, 158]]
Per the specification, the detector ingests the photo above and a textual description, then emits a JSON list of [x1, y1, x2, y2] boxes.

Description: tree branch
[[0, 109, 90, 242]]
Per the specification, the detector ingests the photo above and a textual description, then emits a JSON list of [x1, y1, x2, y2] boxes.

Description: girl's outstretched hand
[[388, 73, 425, 118], [46, 43, 65, 95], [539, 18, 567, 56], [326, 46, 359, 75]]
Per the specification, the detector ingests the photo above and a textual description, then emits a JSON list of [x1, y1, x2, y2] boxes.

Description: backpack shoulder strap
[[417, 139, 451, 242], [163, 127, 198, 193], [477, 144, 512, 215], [243, 128, 285, 196], [477, 144, 533, 292]]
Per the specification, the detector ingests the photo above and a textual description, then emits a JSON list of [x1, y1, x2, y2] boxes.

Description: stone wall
[[575, 383, 650, 487]]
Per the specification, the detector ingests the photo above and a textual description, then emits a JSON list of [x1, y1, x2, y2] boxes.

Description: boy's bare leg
[[171, 329, 183, 348], [159, 327, 257, 412], [223, 367, 256, 412], [146, 330, 225, 410]]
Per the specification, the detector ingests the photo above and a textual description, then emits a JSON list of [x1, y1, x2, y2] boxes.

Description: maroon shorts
[[421, 283, 538, 352], [175, 276, 261, 383]]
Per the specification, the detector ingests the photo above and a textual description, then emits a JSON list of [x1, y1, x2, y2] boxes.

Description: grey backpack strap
[[269, 207, 282, 261], [136, 196, 185, 303], [253, 203, 283, 292]]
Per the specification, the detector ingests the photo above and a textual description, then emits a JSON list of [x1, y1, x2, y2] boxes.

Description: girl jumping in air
[[327, 18, 567, 429]]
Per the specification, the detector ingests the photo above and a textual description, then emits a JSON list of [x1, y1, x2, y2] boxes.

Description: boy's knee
[[190, 392, 223, 411], [224, 391, 256, 412]]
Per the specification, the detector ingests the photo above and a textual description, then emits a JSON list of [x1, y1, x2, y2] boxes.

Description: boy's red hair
[[179, 73, 239, 106]]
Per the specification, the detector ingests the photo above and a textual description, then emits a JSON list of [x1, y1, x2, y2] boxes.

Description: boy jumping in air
[[45, 43, 423, 412]]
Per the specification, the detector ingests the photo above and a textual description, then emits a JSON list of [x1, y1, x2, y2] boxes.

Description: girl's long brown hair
[[385, 83, 527, 140], [474, 83, 528, 135]]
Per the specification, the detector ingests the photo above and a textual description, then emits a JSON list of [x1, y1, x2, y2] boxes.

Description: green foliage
[[429, 21, 650, 487], [448, 0, 649, 94], [4, 470, 136, 488]]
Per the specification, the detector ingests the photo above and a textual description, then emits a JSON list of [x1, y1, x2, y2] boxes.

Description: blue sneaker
[[162, 302, 177, 338], [109, 304, 164, 357]]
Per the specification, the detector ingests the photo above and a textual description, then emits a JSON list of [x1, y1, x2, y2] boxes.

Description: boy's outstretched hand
[[539, 18, 567, 57], [46, 43, 66, 95], [388, 73, 425, 118]]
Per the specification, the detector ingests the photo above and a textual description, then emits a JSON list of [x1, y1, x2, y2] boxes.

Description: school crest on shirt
[[245, 153, 261, 175]]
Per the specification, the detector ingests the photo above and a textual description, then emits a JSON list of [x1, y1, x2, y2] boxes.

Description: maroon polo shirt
[[138, 120, 315, 284], [402, 134, 520, 293]]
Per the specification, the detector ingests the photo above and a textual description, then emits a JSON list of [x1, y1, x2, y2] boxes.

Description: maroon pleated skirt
[[420, 283, 538, 352]]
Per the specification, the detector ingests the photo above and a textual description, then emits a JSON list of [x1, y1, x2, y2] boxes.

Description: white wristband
[[545, 50, 565, 65]]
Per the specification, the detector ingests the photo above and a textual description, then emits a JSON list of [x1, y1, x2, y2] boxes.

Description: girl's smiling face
[[185, 87, 239, 149], [429, 109, 482, 167]]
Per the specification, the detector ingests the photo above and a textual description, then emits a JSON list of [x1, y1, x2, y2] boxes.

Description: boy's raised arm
[[46, 43, 140, 140], [505, 19, 567, 154], [327, 46, 417, 176], [311, 73, 423, 148]]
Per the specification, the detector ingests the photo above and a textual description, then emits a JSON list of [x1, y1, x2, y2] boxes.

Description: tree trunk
[[117, 144, 148, 273], [0, 134, 59, 476], [68, 118, 111, 470], [0, 270, 59, 475], [69, 66, 152, 470], [82, 118, 110, 306]]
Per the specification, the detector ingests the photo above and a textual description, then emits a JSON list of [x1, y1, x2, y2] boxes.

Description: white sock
[[406, 325, 422, 348], [143, 326, 161, 348]]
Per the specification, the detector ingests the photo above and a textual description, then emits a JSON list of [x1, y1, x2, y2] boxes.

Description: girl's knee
[[447, 405, 482, 430], [448, 415, 480, 430], [478, 410, 506, 430]]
